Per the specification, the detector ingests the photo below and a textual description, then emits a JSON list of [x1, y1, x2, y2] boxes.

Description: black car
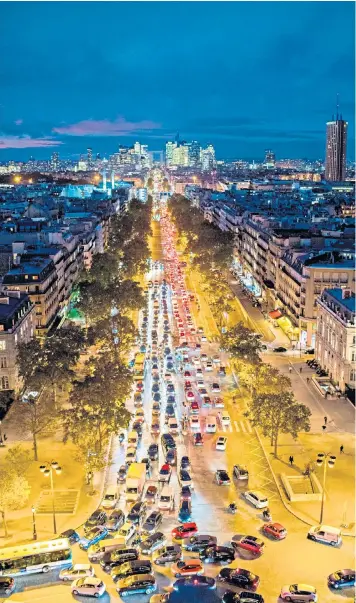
[[100, 548, 139, 572], [139, 531, 166, 554], [152, 383, 160, 393], [106, 510, 125, 531], [180, 456, 190, 470], [84, 510, 107, 532], [154, 545, 182, 565], [173, 575, 216, 590], [273, 347, 287, 353], [167, 395, 176, 405], [127, 502, 147, 525], [183, 535, 217, 552], [141, 511, 163, 534], [116, 574, 156, 596], [218, 568, 260, 589], [148, 443, 159, 461], [166, 448, 177, 465], [161, 433, 176, 450], [222, 590, 265, 603], [111, 559, 152, 582], [0, 577, 15, 596], [200, 545, 235, 563], [132, 421, 143, 436], [59, 528, 80, 544], [140, 458, 151, 475], [180, 485, 192, 501]]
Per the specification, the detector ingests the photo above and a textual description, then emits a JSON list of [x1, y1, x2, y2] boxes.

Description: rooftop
[[322, 288, 356, 313]]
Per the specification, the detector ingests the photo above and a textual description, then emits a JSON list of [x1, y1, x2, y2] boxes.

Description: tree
[[220, 323, 263, 364], [0, 467, 30, 537], [246, 391, 311, 457], [14, 395, 58, 461], [5, 444, 32, 477], [237, 363, 292, 395], [89, 315, 138, 358]]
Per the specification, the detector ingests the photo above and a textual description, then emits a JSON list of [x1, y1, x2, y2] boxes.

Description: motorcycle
[[262, 511, 272, 522], [118, 433, 125, 444], [227, 503, 237, 515]]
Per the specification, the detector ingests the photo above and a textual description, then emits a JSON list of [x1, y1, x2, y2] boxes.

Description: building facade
[[325, 118, 348, 182]]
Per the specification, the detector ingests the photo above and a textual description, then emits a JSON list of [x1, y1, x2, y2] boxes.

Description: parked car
[[71, 577, 106, 597], [215, 469, 231, 486], [233, 465, 249, 480], [273, 347, 287, 353]]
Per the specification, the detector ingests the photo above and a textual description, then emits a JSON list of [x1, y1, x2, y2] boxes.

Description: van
[[88, 538, 126, 562], [101, 485, 119, 509], [128, 431, 138, 447], [206, 416, 217, 433], [308, 524, 342, 546], [158, 486, 174, 511], [168, 417, 179, 434]]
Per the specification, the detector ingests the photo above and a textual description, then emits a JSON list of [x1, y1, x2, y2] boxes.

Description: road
[[7, 194, 355, 603]]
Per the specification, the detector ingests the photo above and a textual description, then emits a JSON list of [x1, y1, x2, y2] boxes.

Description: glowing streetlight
[[39, 461, 62, 534], [316, 452, 336, 524]]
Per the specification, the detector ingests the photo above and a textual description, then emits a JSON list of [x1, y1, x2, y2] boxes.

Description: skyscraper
[[87, 147, 93, 169], [201, 144, 216, 171], [165, 141, 177, 165], [325, 112, 347, 182], [50, 152, 59, 171], [264, 149, 275, 168], [188, 141, 201, 167]]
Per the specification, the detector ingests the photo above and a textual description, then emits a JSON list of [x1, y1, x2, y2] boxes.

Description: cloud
[[14, 119, 23, 126], [53, 116, 161, 137], [0, 135, 63, 149]]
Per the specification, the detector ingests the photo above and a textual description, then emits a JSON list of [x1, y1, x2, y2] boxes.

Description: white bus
[[0, 538, 72, 576]]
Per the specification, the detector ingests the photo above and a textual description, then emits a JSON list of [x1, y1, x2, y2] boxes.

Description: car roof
[[295, 584, 316, 592], [83, 577, 102, 585], [73, 564, 91, 570]]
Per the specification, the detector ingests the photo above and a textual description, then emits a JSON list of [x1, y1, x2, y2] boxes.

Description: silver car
[[59, 564, 94, 581]]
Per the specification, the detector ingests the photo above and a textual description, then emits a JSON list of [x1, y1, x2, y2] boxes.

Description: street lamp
[[316, 452, 336, 524], [39, 461, 62, 534], [0, 420, 2, 445], [31, 506, 37, 540]]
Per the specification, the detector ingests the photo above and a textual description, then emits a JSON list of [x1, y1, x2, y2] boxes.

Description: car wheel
[[175, 573, 180, 578], [72, 590, 79, 595], [42, 565, 49, 573], [94, 594, 99, 599], [146, 588, 153, 594], [285, 598, 292, 602]]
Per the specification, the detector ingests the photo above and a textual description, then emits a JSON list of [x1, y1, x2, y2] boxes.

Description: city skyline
[[0, 1, 355, 161]]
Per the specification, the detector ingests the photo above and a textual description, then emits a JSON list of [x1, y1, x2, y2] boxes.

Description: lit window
[[0, 358, 7, 369], [1, 376, 9, 390], [0, 341, 6, 351]]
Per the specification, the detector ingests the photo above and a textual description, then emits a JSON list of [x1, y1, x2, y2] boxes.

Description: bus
[[133, 353, 146, 380], [0, 538, 72, 576]]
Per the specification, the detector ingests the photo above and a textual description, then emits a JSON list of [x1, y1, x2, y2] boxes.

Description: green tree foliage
[[5, 445, 32, 477], [246, 391, 311, 456], [89, 315, 138, 359], [0, 467, 30, 537], [238, 363, 292, 395], [14, 395, 58, 461], [220, 322, 263, 364]]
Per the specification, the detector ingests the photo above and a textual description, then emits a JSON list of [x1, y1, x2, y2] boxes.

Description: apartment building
[[0, 291, 35, 392], [315, 288, 356, 393]]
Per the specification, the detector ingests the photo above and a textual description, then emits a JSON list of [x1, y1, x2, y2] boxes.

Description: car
[[222, 590, 265, 603], [327, 569, 356, 589], [167, 383, 175, 393], [84, 510, 107, 532], [145, 485, 159, 504], [200, 545, 235, 564], [148, 444, 159, 461], [136, 381, 144, 391], [167, 394, 176, 405], [173, 575, 216, 590], [71, 577, 106, 597], [117, 522, 137, 543], [244, 491, 268, 509], [159, 463, 172, 483], [218, 568, 260, 590], [111, 560, 152, 582], [59, 564, 95, 581], [151, 422, 160, 435], [166, 448, 177, 465], [184, 371, 191, 378], [190, 416, 200, 431], [205, 361, 213, 371], [59, 528, 80, 544], [212, 355, 220, 364], [216, 436, 227, 451], [132, 421, 143, 437], [142, 511, 163, 534], [218, 411, 231, 426], [190, 400, 200, 414], [273, 347, 287, 353], [117, 464, 128, 483], [180, 485, 192, 501], [178, 469, 193, 488], [153, 545, 182, 566], [280, 584, 318, 602], [178, 500, 192, 522], [196, 367, 203, 376], [186, 389, 195, 400], [139, 531, 167, 554], [232, 536, 265, 555], [233, 464, 249, 480], [100, 548, 139, 572], [215, 469, 231, 486], [80, 526, 109, 550], [213, 396, 224, 408], [128, 501, 147, 524], [107, 510, 125, 531], [0, 577, 15, 595], [172, 522, 198, 541], [165, 404, 176, 419], [193, 432, 203, 446], [116, 574, 157, 596], [172, 559, 204, 578], [197, 380, 205, 390], [125, 447, 137, 465], [183, 534, 217, 552], [211, 383, 221, 393], [262, 522, 287, 540]]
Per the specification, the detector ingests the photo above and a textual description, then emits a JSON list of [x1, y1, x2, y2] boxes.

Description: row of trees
[[220, 324, 311, 456], [168, 195, 235, 326]]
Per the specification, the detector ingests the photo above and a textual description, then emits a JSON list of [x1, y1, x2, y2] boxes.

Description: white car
[[212, 355, 220, 364], [201, 354, 208, 362], [197, 380, 205, 390], [205, 361, 213, 371], [280, 584, 318, 602], [215, 436, 227, 451], [71, 577, 106, 597], [211, 383, 221, 393], [190, 416, 200, 432], [244, 490, 269, 509], [201, 335, 208, 342], [117, 521, 137, 542], [59, 564, 94, 581], [218, 411, 231, 426], [193, 358, 201, 367], [196, 368, 203, 377]]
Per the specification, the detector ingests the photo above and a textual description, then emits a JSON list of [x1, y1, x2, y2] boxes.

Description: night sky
[[0, 1, 354, 161]]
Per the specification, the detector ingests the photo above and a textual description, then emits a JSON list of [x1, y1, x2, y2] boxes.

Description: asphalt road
[[7, 199, 355, 603]]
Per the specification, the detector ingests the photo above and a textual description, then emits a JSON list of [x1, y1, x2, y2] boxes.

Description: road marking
[[233, 420, 240, 432], [240, 420, 247, 433]]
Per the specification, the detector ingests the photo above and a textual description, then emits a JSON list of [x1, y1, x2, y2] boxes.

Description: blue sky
[[0, 1, 354, 161]]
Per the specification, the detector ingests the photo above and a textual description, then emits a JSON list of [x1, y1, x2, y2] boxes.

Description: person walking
[[324, 416, 328, 425], [340, 445, 344, 454], [289, 366, 292, 374], [299, 367, 303, 374], [289, 455, 294, 466], [306, 377, 310, 383]]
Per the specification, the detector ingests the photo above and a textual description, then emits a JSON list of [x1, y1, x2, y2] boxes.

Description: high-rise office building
[[325, 114, 348, 181], [165, 141, 177, 165], [201, 144, 216, 171], [264, 149, 275, 168], [188, 141, 201, 167], [87, 147, 93, 169], [50, 152, 59, 171]]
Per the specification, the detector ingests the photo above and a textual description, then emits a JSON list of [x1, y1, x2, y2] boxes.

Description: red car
[[186, 390, 194, 399], [232, 536, 265, 555], [172, 522, 198, 541], [190, 401, 199, 413], [184, 381, 192, 391], [262, 522, 287, 540], [136, 382, 144, 392], [184, 371, 191, 378]]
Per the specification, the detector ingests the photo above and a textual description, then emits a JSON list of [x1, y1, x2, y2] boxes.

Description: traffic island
[[280, 472, 322, 502]]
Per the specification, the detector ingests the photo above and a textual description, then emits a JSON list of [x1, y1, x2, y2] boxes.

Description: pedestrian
[[306, 377, 310, 383], [289, 455, 294, 466], [299, 367, 303, 374], [340, 445, 344, 454], [324, 416, 328, 425], [289, 366, 292, 373]]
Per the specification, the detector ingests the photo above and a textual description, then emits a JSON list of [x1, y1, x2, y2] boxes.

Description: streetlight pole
[[31, 506, 37, 540], [39, 461, 62, 535], [0, 420, 2, 445], [316, 452, 336, 524]]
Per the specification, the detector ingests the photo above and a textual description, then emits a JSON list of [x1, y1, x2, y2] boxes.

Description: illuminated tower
[[325, 100, 347, 181]]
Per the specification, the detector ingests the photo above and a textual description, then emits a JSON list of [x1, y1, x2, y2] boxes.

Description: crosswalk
[[219, 419, 253, 433]]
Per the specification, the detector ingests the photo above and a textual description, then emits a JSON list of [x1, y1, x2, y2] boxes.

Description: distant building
[[316, 288, 356, 393], [0, 291, 35, 392], [188, 141, 201, 167], [165, 141, 177, 165], [264, 149, 276, 168], [50, 152, 59, 172], [137, 188, 148, 203], [325, 116, 347, 181], [201, 144, 216, 171]]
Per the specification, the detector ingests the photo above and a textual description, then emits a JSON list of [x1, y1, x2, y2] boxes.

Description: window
[[0, 357, 7, 369], [0, 341, 6, 351], [1, 376, 9, 390], [350, 369, 356, 382], [352, 352, 356, 362], [353, 336, 356, 346]]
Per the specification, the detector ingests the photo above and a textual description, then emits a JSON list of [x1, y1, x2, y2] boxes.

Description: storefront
[[268, 310, 300, 343]]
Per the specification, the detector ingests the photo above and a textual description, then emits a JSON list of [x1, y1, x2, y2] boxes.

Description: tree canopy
[[220, 322, 263, 364]]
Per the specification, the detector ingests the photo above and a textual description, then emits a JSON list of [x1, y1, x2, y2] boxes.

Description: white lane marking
[[234, 420, 240, 432], [240, 420, 247, 433], [246, 420, 253, 433]]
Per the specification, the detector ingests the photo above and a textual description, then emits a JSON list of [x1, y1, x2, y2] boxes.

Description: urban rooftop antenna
[[336, 92, 340, 120]]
